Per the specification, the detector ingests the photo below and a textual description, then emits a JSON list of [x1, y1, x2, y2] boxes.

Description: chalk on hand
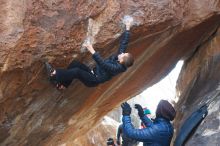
[[122, 15, 134, 26], [81, 37, 92, 53]]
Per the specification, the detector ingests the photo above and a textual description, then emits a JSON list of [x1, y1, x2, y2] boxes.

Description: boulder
[[0, 0, 220, 145]]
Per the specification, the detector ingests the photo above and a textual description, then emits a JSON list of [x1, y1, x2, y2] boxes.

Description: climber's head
[[156, 100, 176, 121], [118, 53, 134, 67]]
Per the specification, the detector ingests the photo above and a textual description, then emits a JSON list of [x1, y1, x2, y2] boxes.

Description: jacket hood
[[156, 100, 176, 121]]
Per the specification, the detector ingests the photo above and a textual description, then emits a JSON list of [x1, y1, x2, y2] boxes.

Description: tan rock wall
[[0, 0, 220, 145], [175, 28, 220, 146]]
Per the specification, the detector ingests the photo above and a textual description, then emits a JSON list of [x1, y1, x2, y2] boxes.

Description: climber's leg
[[67, 60, 91, 72], [55, 67, 98, 87], [62, 61, 91, 88]]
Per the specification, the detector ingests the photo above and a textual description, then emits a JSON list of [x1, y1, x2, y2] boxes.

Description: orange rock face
[[0, 0, 220, 146]]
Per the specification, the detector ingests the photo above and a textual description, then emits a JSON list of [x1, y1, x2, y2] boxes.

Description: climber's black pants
[[55, 61, 99, 87]]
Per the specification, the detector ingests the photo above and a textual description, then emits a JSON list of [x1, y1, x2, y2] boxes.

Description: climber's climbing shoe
[[45, 62, 57, 85], [45, 62, 54, 76]]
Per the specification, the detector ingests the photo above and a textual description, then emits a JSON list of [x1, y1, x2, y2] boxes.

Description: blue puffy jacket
[[122, 116, 174, 146], [92, 31, 130, 83]]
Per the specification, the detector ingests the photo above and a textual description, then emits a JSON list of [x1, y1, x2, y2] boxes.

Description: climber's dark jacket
[[92, 30, 130, 83]]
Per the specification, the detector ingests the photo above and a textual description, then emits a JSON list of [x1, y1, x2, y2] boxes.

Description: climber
[[121, 100, 176, 146], [45, 16, 134, 90], [116, 124, 138, 146], [107, 138, 116, 146]]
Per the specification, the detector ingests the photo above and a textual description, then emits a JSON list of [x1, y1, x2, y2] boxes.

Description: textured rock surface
[[67, 116, 118, 146], [0, 0, 220, 146], [174, 27, 220, 146]]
